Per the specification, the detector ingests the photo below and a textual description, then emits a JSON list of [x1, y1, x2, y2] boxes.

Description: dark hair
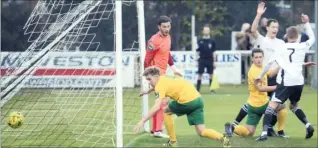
[[157, 16, 171, 26], [266, 19, 278, 27], [286, 26, 299, 39], [251, 48, 264, 57]]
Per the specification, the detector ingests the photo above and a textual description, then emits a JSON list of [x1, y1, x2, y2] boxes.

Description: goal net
[[1, 0, 148, 147]]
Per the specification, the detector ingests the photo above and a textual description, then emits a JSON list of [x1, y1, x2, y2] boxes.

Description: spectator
[[259, 17, 268, 36], [235, 23, 255, 80], [235, 23, 254, 50]]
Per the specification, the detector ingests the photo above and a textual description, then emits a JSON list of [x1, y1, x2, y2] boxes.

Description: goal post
[[136, 0, 150, 133], [115, 0, 123, 147], [312, 0, 318, 90], [1, 0, 148, 147]]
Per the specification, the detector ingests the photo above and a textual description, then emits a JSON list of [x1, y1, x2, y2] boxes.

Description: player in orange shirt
[[144, 16, 182, 138]]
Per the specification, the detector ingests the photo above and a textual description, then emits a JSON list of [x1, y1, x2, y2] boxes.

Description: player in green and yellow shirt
[[134, 66, 230, 147], [224, 49, 280, 137]]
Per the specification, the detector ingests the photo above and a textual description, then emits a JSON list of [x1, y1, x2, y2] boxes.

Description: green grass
[[128, 85, 318, 147], [1, 85, 317, 147], [1, 88, 142, 147]]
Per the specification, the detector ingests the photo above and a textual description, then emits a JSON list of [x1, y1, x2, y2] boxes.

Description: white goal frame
[[115, 1, 149, 146], [114, 0, 151, 146], [136, 0, 150, 133], [115, 0, 123, 147]]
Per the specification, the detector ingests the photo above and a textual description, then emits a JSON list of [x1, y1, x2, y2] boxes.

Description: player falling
[[135, 67, 230, 147], [256, 13, 315, 141], [144, 16, 182, 138]]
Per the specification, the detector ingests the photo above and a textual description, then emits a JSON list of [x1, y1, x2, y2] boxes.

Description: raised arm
[[301, 14, 315, 48], [251, 2, 267, 39]]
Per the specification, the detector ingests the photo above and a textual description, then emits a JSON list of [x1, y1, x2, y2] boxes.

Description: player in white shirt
[[255, 14, 315, 141], [231, 2, 289, 138], [250, 2, 285, 97]]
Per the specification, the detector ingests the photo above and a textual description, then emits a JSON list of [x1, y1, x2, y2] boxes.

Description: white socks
[[261, 131, 267, 136]]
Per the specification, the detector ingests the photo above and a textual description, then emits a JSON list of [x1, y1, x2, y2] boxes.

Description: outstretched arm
[[303, 62, 316, 67], [251, 65, 277, 92], [139, 88, 154, 96], [134, 84, 169, 133], [133, 98, 162, 132], [254, 61, 277, 92], [140, 98, 162, 123], [266, 62, 314, 78], [259, 61, 275, 79], [268, 66, 280, 78]]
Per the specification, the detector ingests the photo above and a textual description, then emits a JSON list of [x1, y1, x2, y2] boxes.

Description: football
[[7, 112, 24, 129]]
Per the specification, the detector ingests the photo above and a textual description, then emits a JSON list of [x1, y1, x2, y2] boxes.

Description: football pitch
[[127, 85, 318, 147], [1, 85, 317, 147]]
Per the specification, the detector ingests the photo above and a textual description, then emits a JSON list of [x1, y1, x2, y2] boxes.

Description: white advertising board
[[166, 51, 241, 84], [0, 52, 136, 88]]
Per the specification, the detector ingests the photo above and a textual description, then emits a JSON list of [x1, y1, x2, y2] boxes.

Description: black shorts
[[198, 59, 213, 75], [271, 84, 304, 105], [267, 75, 277, 98]]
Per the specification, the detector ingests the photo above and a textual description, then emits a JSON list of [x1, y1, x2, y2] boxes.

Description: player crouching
[[134, 66, 230, 147]]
